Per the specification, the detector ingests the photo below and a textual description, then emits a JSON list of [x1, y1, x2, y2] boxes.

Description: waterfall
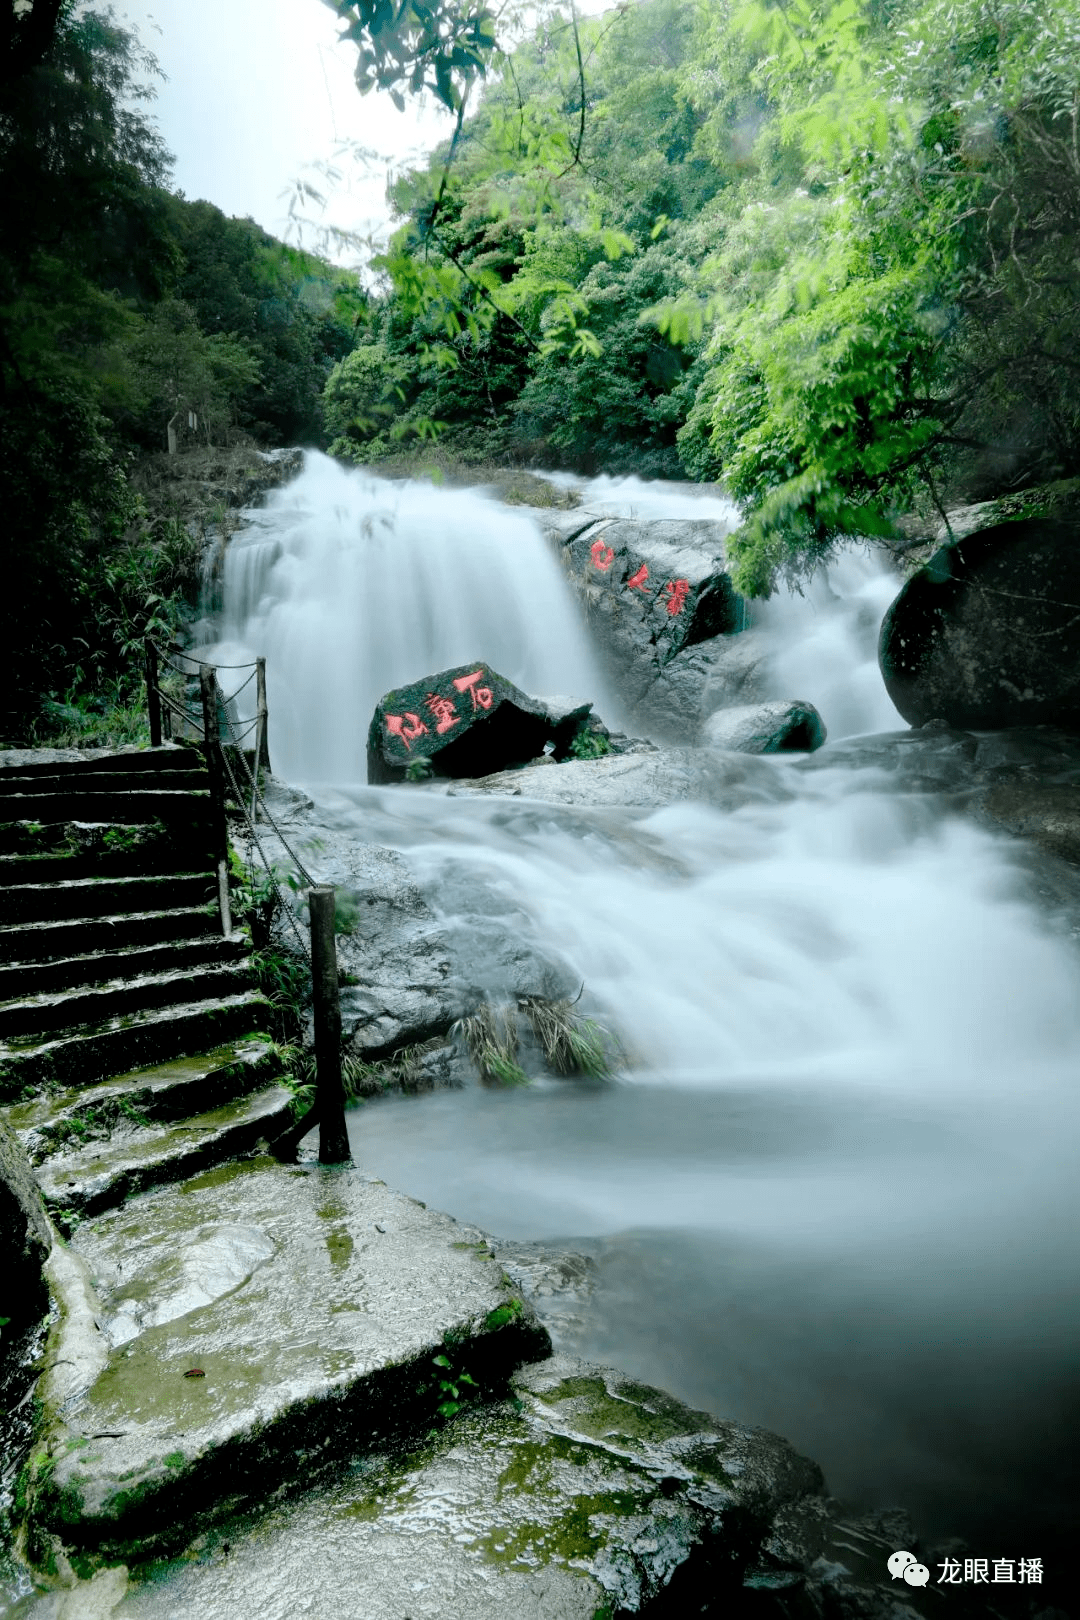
[[198, 452, 618, 780], [202, 456, 1079, 1556]]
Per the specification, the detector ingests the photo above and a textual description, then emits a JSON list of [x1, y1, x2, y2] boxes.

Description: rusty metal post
[[144, 640, 162, 749], [255, 657, 270, 776], [199, 665, 232, 938], [309, 886, 351, 1165]]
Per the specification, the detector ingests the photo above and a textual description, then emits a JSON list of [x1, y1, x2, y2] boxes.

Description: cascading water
[[211, 459, 1079, 1559], [200, 452, 618, 780]]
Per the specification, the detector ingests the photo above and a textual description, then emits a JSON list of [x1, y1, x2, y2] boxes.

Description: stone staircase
[[0, 745, 292, 1230]]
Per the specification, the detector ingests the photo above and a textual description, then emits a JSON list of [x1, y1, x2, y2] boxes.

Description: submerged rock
[[878, 518, 1080, 729], [702, 700, 826, 755], [367, 662, 595, 784]]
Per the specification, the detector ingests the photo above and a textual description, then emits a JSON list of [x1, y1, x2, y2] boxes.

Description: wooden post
[[199, 665, 232, 939], [255, 657, 271, 776], [309, 886, 351, 1166], [144, 640, 162, 749]]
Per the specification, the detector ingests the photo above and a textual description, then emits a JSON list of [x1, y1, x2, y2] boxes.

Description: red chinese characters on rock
[[385, 712, 429, 751], [664, 578, 690, 617], [626, 563, 649, 592], [590, 538, 616, 573], [424, 693, 460, 735], [453, 670, 494, 711]]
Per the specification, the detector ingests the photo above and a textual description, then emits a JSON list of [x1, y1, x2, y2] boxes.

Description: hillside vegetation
[[0, 9, 364, 736], [2, 0, 1076, 735], [329, 0, 1080, 593]]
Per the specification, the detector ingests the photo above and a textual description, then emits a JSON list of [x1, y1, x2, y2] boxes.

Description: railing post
[[309, 886, 351, 1166], [199, 665, 232, 939], [144, 640, 162, 749], [255, 656, 270, 776]]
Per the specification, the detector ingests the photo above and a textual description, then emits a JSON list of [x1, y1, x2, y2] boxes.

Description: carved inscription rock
[[367, 662, 594, 784]]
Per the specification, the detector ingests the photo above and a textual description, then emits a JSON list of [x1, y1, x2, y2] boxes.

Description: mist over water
[[214, 460, 1080, 1551]]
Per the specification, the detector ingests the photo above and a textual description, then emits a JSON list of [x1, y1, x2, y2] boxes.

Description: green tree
[[664, 0, 1080, 593]]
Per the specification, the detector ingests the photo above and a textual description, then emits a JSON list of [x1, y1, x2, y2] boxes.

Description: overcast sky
[[123, 0, 453, 268]]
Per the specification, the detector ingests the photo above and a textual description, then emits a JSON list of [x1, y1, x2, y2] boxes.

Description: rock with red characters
[[367, 663, 596, 784], [564, 519, 741, 665]]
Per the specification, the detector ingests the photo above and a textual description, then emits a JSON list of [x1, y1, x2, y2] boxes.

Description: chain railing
[[143, 638, 351, 1163]]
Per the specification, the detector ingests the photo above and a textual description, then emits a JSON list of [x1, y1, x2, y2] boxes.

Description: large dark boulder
[[879, 519, 1080, 729], [367, 662, 595, 784]]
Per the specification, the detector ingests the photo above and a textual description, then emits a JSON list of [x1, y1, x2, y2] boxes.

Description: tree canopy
[[324, 0, 1080, 591], [0, 4, 365, 729]]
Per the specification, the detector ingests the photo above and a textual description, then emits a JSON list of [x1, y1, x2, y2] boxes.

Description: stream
[[206, 455, 1080, 1559]]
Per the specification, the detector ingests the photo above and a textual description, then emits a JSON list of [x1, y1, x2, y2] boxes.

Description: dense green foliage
[[0, 6, 364, 731], [4, 0, 1076, 743], [328, 0, 1080, 590]]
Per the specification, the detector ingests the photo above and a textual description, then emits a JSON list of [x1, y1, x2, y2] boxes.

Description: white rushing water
[[200, 452, 618, 779], [212, 459, 1080, 1550]]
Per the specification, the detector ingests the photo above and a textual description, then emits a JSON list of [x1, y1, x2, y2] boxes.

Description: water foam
[[201, 452, 616, 780]]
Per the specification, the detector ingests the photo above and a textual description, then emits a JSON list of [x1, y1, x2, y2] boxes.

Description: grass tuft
[[452, 1005, 529, 1086], [520, 995, 614, 1078]]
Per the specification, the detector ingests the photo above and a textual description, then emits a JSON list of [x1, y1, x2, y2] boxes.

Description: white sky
[[122, 0, 455, 269]]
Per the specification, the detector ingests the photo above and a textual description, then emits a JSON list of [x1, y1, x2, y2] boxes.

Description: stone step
[[24, 1164, 552, 1563], [0, 820, 211, 859], [0, 769, 209, 800], [7, 1038, 278, 1154], [36, 1083, 296, 1224], [88, 1355, 828, 1620], [0, 838, 213, 886], [0, 746, 203, 782], [0, 789, 212, 826], [0, 959, 255, 1039], [0, 871, 215, 926], [0, 906, 221, 965], [0, 991, 269, 1100], [0, 934, 247, 1000]]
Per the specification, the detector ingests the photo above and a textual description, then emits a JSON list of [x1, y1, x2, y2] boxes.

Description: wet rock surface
[[23, 1159, 549, 1564], [879, 518, 1080, 729], [701, 701, 826, 755], [252, 782, 587, 1059], [446, 748, 797, 811], [75, 1355, 823, 1620], [367, 662, 597, 785], [535, 510, 750, 742]]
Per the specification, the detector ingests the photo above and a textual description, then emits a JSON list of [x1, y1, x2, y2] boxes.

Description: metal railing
[[142, 638, 350, 1164], [144, 639, 270, 780]]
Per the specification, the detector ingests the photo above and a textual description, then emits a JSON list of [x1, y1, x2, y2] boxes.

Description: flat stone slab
[[446, 746, 797, 811], [23, 1160, 549, 1566], [65, 1355, 823, 1619]]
